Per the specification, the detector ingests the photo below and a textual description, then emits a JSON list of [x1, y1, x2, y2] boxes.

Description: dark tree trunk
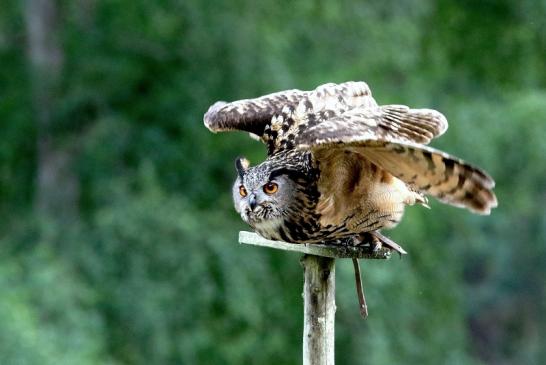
[[25, 0, 80, 221]]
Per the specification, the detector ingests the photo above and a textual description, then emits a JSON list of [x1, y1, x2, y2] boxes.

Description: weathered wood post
[[302, 255, 336, 365], [239, 231, 391, 365]]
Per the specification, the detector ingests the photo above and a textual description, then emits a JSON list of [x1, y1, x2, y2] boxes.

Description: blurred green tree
[[0, 0, 544, 364]]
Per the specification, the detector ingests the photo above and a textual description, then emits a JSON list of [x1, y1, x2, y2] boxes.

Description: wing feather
[[203, 80, 497, 214], [307, 139, 497, 215], [353, 141, 497, 214], [204, 89, 306, 135], [296, 105, 447, 147], [294, 105, 494, 214], [203, 81, 377, 137]]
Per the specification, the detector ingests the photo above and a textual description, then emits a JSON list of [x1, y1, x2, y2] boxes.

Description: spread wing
[[295, 110, 496, 214], [296, 104, 448, 146], [203, 81, 377, 138], [204, 89, 306, 136], [204, 80, 497, 214]]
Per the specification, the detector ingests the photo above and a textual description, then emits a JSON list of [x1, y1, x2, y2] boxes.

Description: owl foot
[[360, 231, 407, 257]]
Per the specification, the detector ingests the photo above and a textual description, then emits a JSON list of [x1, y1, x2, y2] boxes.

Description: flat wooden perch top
[[238, 231, 391, 259]]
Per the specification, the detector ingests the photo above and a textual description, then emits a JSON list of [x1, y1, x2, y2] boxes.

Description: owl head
[[232, 156, 298, 227]]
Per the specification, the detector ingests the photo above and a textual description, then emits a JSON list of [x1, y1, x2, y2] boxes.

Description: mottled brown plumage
[[204, 81, 497, 252]]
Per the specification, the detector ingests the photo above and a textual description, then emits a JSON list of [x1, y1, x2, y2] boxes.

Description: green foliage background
[[1, 1, 545, 364]]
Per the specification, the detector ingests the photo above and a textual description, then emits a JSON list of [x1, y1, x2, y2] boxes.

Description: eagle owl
[[204, 81, 497, 253]]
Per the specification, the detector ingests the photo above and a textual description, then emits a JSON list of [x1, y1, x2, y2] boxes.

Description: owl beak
[[249, 194, 257, 211]]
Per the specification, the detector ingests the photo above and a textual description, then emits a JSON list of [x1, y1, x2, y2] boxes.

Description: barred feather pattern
[[204, 81, 377, 137], [350, 141, 497, 214], [204, 89, 306, 135], [294, 105, 447, 147], [205, 81, 497, 248]]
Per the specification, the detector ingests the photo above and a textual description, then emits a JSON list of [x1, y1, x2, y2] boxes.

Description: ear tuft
[[235, 157, 250, 176]]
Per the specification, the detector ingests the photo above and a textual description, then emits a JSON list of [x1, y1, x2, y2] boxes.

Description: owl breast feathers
[[204, 81, 497, 246]]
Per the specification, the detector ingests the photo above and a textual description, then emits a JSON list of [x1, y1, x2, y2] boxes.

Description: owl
[[204, 81, 497, 254]]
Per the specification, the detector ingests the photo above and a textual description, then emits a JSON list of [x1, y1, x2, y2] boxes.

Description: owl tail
[[359, 142, 498, 214]]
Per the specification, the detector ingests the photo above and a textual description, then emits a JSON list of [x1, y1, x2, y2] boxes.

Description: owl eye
[[239, 185, 248, 197], [263, 182, 278, 195]]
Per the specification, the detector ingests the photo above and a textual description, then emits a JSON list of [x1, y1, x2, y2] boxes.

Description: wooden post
[[302, 255, 336, 365], [238, 231, 391, 365]]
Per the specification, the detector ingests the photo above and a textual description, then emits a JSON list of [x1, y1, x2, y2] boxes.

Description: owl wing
[[204, 81, 377, 138], [295, 108, 497, 214], [297, 105, 448, 145], [204, 89, 307, 136]]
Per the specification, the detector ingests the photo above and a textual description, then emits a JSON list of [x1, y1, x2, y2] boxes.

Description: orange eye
[[263, 182, 278, 195], [239, 185, 248, 197]]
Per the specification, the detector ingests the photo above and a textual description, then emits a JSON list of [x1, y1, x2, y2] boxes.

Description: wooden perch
[[238, 231, 392, 259], [238, 231, 393, 365]]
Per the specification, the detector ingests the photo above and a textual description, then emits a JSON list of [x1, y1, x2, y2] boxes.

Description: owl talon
[[372, 238, 383, 252], [370, 231, 407, 257]]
